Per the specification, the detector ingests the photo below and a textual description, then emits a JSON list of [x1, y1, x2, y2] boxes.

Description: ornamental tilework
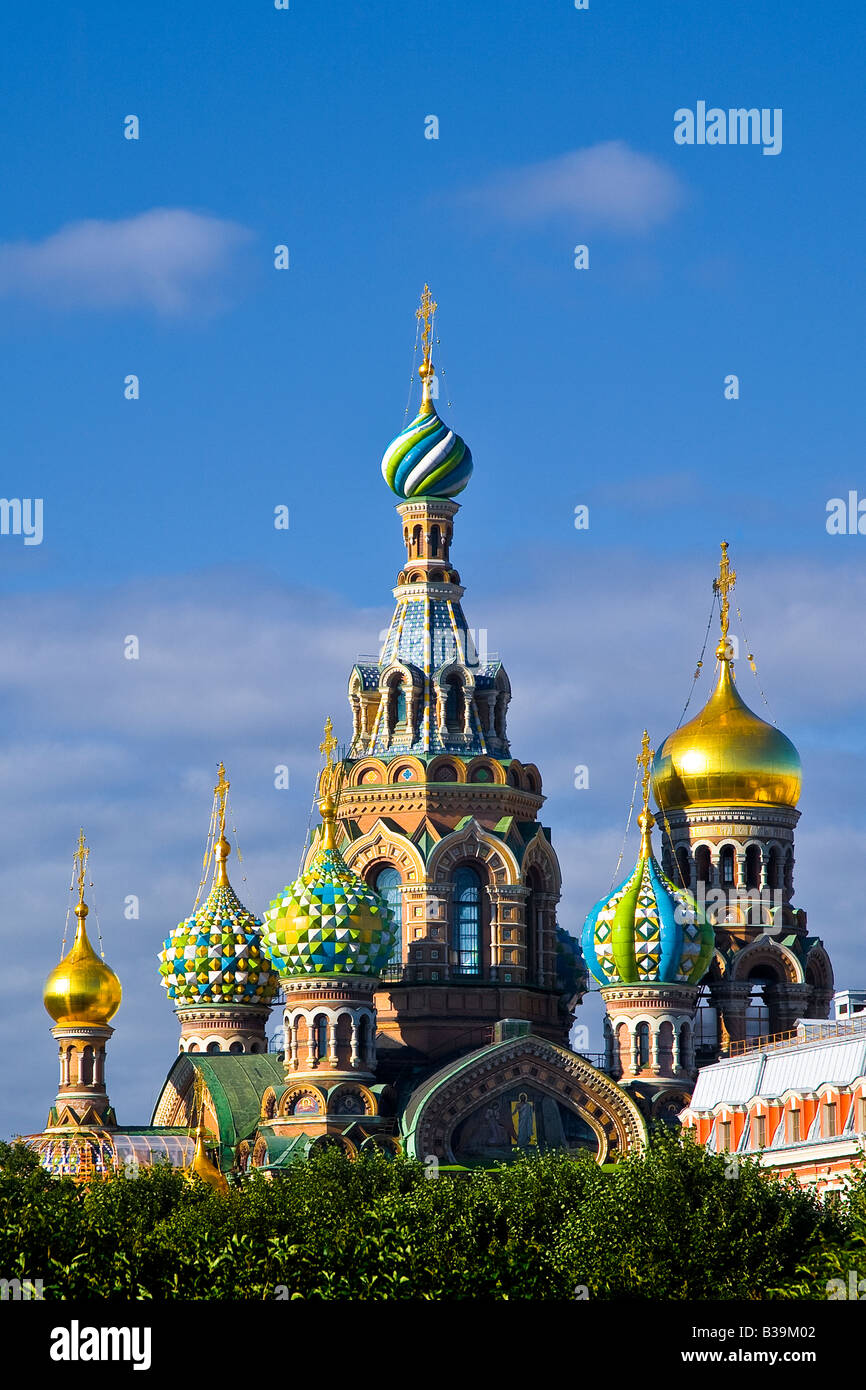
[[158, 884, 279, 1005], [262, 847, 398, 978], [582, 849, 714, 988]]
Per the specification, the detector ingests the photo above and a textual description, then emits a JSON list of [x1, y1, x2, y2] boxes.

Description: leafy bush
[[0, 1132, 851, 1300]]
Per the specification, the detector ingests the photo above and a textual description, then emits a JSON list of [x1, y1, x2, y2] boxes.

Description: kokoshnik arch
[[21, 287, 837, 1180]]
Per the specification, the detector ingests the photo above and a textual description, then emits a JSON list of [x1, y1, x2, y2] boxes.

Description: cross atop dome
[[381, 287, 473, 499], [713, 540, 737, 657]]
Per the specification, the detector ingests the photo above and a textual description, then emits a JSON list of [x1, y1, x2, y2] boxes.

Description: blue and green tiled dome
[[262, 796, 398, 978], [581, 812, 715, 988], [158, 836, 279, 1006]]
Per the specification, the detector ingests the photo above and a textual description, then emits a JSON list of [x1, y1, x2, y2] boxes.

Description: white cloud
[[462, 141, 685, 233], [0, 208, 253, 313]]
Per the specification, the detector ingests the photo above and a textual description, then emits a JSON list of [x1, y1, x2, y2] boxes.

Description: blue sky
[[2, 1, 866, 1136]]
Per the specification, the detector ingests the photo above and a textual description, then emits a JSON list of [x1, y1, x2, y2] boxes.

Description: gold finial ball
[[319, 793, 337, 820], [418, 359, 434, 379]]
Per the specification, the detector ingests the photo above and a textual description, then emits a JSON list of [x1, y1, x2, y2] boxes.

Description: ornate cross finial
[[74, 828, 89, 905], [319, 716, 338, 770], [416, 283, 437, 369], [713, 540, 737, 647], [636, 730, 654, 814], [214, 761, 230, 837]]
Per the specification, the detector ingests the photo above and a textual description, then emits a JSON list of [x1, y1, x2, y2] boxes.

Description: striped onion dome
[[581, 812, 715, 988]]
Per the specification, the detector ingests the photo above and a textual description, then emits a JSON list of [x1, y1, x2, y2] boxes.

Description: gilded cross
[[214, 762, 230, 836], [636, 730, 654, 813], [713, 540, 737, 644], [416, 283, 437, 366], [74, 828, 89, 904], [319, 716, 338, 770]]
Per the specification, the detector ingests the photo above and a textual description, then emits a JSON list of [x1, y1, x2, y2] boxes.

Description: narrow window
[[374, 865, 403, 965], [636, 1021, 650, 1068], [453, 865, 482, 975]]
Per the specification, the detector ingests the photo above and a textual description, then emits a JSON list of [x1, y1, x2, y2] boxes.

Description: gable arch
[[729, 937, 804, 985], [341, 822, 426, 884], [522, 827, 562, 897], [402, 1035, 646, 1165], [428, 819, 522, 888]]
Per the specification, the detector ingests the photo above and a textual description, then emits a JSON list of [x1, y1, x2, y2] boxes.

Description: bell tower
[[653, 544, 834, 1052]]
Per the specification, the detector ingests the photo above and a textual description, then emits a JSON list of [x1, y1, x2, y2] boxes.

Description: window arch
[[676, 846, 691, 889], [695, 845, 711, 885], [745, 844, 761, 890], [444, 675, 464, 731], [80, 1046, 94, 1085], [229, 1041, 244, 1054], [767, 846, 780, 891], [453, 864, 482, 975], [373, 865, 403, 965], [206, 1041, 221, 1055], [720, 845, 735, 886], [636, 1022, 650, 1069], [314, 1015, 329, 1061], [430, 524, 441, 557]]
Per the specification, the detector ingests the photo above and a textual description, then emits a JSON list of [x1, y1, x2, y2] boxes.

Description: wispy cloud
[[0, 208, 253, 314], [461, 141, 685, 233]]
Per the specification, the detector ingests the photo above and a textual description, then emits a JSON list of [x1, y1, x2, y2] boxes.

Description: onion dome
[[158, 833, 279, 1006], [381, 284, 473, 499], [653, 544, 801, 811], [582, 734, 714, 988], [44, 832, 122, 1027], [582, 810, 715, 988], [44, 900, 122, 1026], [653, 643, 801, 811], [262, 793, 398, 978]]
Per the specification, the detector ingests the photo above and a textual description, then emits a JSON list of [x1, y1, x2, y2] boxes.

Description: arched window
[[206, 1041, 221, 1054], [783, 849, 794, 896], [229, 1041, 244, 1054], [394, 685, 407, 727], [315, 1016, 329, 1061], [767, 846, 780, 891], [745, 844, 761, 890], [695, 845, 711, 885], [80, 1046, 94, 1085], [720, 846, 735, 886], [444, 676, 464, 731], [636, 1022, 650, 1068], [525, 868, 541, 983], [453, 865, 482, 975], [430, 524, 441, 557], [374, 865, 403, 965], [676, 846, 691, 889], [412, 524, 422, 555]]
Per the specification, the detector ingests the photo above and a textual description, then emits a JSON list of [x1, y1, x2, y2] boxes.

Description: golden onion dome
[[653, 642, 801, 812], [43, 901, 122, 1027]]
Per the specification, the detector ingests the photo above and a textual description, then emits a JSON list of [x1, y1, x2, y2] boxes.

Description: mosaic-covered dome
[[581, 812, 715, 988], [158, 835, 279, 1006], [262, 795, 398, 978]]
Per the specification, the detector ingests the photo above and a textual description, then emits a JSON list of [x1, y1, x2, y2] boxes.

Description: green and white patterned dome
[[581, 810, 714, 988], [262, 796, 398, 978], [158, 834, 279, 1006]]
